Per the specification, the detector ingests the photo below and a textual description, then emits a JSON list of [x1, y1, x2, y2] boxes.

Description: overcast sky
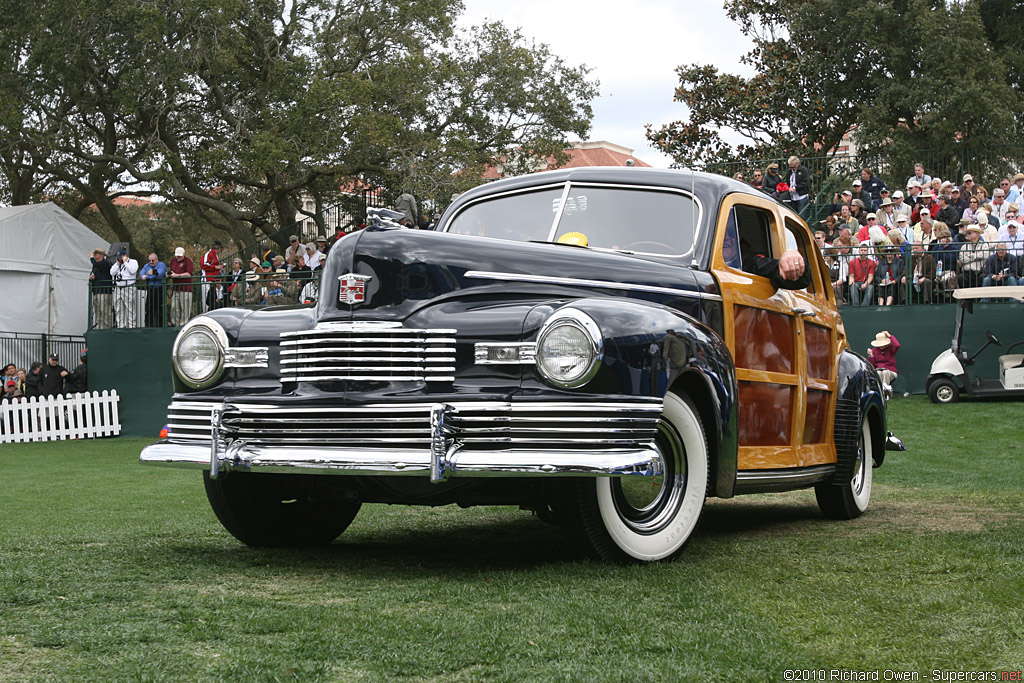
[[459, 0, 755, 168]]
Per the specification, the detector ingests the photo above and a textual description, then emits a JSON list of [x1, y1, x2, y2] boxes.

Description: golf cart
[[926, 286, 1024, 404]]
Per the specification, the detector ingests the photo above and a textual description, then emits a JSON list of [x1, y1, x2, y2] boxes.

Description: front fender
[[929, 348, 964, 378], [838, 350, 886, 468], [523, 297, 739, 498]]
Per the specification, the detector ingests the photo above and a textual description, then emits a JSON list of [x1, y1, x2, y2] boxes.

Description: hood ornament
[[338, 273, 372, 304]]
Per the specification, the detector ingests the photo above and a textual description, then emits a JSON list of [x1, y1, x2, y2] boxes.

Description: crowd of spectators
[[735, 162, 1022, 305], [1, 351, 87, 406], [89, 235, 330, 330]]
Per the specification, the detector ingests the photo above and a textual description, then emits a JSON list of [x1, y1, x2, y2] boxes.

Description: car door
[[711, 194, 839, 471]]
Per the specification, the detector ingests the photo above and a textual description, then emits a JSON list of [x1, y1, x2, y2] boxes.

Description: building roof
[[481, 141, 651, 180]]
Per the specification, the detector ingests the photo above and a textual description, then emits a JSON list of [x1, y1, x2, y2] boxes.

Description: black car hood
[[318, 227, 703, 323]]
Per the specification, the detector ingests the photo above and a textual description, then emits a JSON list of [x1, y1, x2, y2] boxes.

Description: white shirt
[[997, 228, 1024, 257], [110, 258, 139, 286], [303, 250, 323, 270]]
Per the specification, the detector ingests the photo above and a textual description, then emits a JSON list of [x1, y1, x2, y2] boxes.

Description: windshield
[[446, 182, 699, 257]]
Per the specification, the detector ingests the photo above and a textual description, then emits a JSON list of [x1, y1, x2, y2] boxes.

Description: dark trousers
[[145, 287, 165, 327]]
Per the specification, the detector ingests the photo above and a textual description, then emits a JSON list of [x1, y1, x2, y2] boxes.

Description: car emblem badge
[[338, 273, 372, 304]]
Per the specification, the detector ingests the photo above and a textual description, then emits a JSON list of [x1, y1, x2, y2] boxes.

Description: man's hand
[[778, 249, 806, 281]]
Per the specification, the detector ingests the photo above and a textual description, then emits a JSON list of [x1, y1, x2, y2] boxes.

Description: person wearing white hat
[[997, 220, 1024, 258], [891, 189, 912, 222], [912, 189, 937, 223], [168, 246, 195, 327], [962, 174, 975, 198], [866, 331, 900, 399], [958, 224, 988, 288]]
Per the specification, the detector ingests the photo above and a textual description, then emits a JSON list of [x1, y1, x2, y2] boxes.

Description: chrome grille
[[166, 401, 219, 443], [164, 399, 662, 450], [279, 322, 456, 383]]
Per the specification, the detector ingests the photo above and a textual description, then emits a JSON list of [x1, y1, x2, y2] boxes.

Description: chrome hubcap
[[936, 385, 954, 402], [851, 436, 865, 495], [612, 419, 686, 533]]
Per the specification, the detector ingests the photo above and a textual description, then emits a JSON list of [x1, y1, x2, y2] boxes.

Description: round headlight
[[173, 319, 227, 388], [535, 310, 602, 389]]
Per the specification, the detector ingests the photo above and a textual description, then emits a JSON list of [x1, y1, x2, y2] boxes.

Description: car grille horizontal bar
[[279, 322, 456, 383], [164, 400, 663, 451]]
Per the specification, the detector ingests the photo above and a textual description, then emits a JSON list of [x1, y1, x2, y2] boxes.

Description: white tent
[[0, 203, 110, 335]]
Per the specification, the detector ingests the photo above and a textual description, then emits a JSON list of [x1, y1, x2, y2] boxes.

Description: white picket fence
[[0, 391, 121, 444]]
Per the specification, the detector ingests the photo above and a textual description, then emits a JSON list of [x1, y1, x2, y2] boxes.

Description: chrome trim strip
[[224, 347, 269, 368], [140, 442, 663, 478], [464, 271, 719, 301], [210, 404, 224, 479], [734, 464, 836, 493], [474, 342, 538, 365]]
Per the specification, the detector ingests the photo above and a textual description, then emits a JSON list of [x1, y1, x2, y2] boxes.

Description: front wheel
[[815, 417, 873, 519], [569, 392, 708, 563], [204, 471, 361, 547], [928, 377, 960, 404]]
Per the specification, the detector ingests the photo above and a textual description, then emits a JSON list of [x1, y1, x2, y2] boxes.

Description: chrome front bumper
[[140, 399, 664, 482]]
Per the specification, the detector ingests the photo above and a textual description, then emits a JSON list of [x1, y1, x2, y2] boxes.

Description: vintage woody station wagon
[[141, 168, 887, 563]]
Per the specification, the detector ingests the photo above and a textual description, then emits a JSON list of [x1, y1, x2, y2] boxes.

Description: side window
[[783, 219, 817, 294], [722, 209, 741, 269], [728, 205, 775, 276]]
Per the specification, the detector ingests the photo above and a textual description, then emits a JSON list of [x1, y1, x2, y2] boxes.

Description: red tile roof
[[481, 141, 650, 180]]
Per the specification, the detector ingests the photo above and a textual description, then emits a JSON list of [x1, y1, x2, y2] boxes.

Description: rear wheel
[[569, 392, 708, 563], [204, 472, 361, 547], [928, 377, 960, 404], [816, 418, 872, 519]]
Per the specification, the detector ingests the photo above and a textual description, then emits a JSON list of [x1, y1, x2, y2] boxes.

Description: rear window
[[446, 183, 699, 257]]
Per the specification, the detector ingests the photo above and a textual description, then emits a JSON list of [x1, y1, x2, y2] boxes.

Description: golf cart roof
[[953, 286, 1024, 302]]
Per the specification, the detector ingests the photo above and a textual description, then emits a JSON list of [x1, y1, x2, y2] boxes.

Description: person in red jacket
[[867, 331, 900, 399], [200, 240, 222, 312]]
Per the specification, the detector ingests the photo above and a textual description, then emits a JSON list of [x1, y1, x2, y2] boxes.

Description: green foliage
[[648, 0, 1024, 173], [1, 400, 1023, 679], [0, 0, 595, 248]]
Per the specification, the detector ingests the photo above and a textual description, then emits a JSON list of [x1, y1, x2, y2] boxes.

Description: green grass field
[[1, 397, 1022, 682]]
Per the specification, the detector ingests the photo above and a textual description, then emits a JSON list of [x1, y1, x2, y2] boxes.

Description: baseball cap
[[5, 380, 14, 388], [852, 179, 862, 186], [893, 190, 904, 198], [48, 353, 58, 360], [261, 261, 271, 269], [289, 234, 299, 241], [963, 174, 973, 182], [866, 213, 877, 220], [174, 247, 185, 257], [841, 190, 852, 196], [896, 215, 908, 223]]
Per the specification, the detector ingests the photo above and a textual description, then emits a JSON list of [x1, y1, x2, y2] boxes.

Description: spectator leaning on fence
[[168, 247, 195, 327], [89, 247, 113, 329], [139, 253, 167, 328], [110, 250, 140, 329]]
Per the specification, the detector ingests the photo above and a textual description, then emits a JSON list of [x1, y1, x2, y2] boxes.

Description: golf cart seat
[[999, 354, 1024, 372]]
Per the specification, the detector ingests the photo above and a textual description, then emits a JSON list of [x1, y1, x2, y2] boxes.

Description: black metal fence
[[822, 241, 1020, 307], [1, 332, 87, 372], [88, 270, 323, 331]]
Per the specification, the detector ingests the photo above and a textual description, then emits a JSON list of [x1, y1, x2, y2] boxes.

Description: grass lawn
[[1, 396, 1022, 681]]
